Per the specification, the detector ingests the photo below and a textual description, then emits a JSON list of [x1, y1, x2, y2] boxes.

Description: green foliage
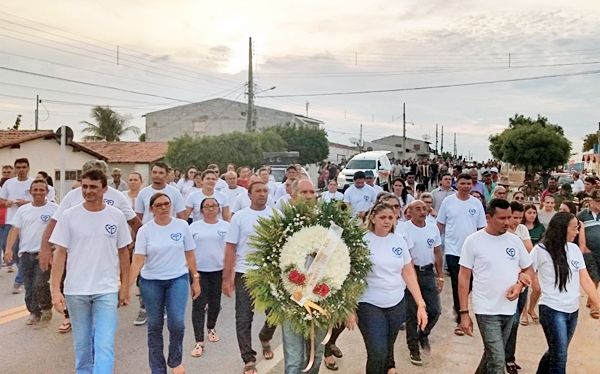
[[583, 133, 598, 152], [81, 106, 139, 141], [138, 133, 146, 142], [489, 114, 571, 175], [266, 123, 329, 164], [165, 131, 287, 171], [245, 200, 371, 337]]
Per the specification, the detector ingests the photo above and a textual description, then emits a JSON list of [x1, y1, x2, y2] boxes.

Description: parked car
[[336, 151, 392, 191]]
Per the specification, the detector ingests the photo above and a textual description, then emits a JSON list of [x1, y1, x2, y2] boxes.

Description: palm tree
[[81, 106, 140, 141]]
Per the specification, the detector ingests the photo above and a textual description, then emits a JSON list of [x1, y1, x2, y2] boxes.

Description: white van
[[337, 151, 393, 191]]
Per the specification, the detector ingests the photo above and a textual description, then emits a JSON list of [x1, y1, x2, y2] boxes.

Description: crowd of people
[[0, 156, 599, 374]]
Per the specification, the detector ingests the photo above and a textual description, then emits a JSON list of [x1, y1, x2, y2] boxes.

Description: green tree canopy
[[583, 132, 598, 152], [489, 114, 571, 176], [81, 106, 139, 141], [266, 124, 329, 164]]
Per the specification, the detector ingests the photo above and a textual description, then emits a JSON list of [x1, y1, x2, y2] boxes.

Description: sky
[[0, 0, 599, 160]]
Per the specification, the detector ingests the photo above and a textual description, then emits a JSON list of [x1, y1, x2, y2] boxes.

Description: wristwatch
[[192, 273, 200, 279]]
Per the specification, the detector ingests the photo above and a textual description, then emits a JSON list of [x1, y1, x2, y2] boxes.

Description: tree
[[139, 133, 146, 142], [165, 131, 287, 172], [265, 123, 329, 164], [489, 114, 571, 178], [81, 106, 139, 141], [583, 132, 598, 152], [12, 115, 21, 130]]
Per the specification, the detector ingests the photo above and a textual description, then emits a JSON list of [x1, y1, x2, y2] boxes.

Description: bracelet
[[459, 309, 469, 314], [191, 273, 200, 279]]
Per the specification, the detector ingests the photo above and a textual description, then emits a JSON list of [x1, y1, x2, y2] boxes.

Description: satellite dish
[[55, 126, 74, 145]]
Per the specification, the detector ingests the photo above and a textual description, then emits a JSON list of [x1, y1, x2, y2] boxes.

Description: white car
[[337, 151, 393, 191]]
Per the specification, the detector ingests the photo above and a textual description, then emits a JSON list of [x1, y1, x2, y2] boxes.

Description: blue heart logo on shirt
[[571, 260, 581, 269], [506, 248, 516, 257], [363, 195, 369, 201], [427, 238, 435, 247], [391, 247, 403, 256], [104, 199, 114, 206], [105, 224, 117, 235], [217, 230, 226, 238], [468, 208, 477, 215], [40, 214, 50, 223], [170, 232, 183, 241]]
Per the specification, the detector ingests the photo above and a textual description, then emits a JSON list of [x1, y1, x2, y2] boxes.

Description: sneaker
[[25, 313, 40, 325], [190, 342, 204, 357], [40, 309, 53, 322], [134, 309, 147, 326], [12, 283, 23, 294], [409, 351, 423, 366], [419, 334, 431, 354]]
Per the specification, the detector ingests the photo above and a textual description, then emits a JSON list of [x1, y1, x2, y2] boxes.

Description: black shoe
[[419, 334, 431, 354], [329, 344, 343, 358], [506, 362, 519, 374], [409, 351, 423, 366], [399, 322, 405, 331]]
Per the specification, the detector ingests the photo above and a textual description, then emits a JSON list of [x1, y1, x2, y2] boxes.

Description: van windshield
[[346, 160, 376, 170]]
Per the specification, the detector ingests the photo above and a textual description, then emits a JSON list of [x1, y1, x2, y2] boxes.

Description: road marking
[[256, 344, 284, 374], [0, 304, 28, 325]]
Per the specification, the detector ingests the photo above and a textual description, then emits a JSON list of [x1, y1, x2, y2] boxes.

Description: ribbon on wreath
[[290, 222, 343, 372]]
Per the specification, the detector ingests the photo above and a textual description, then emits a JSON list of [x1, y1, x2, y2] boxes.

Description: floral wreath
[[246, 200, 371, 337]]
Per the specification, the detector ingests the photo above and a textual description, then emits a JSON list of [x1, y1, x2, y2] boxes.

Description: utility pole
[[305, 101, 309, 117], [34, 95, 39, 131], [246, 37, 255, 132], [440, 126, 444, 155], [453, 132, 457, 158], [508, 52, 511, 68], [435, 123, 439, 155], [402, 102, 406, 160], [359, 124, 364, 151]]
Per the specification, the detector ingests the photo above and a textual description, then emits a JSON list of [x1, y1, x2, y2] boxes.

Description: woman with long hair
[[176, 166, 198, 201], [184, 170, 231, 222], [346, 202, 426, 374], [533, 212, 600, 373], [124, 172, 143, 209], [391, 178, 414, 221], [521, 204, 545, 326]]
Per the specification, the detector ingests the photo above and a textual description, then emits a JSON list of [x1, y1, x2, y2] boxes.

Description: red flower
[[288, 270, 306, 286], [313, 283, 330, 297]]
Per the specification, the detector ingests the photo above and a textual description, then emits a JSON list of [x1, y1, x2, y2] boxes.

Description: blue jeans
[[537, 305, 578, 374], [505, 287, 529, 363], [474, 314, 514, 374], [65, 292, 119, 374], [140, 273, 189, 374], [1, 224, 23, 284], [281, 320, 326, 374], [357, 300, 406, 374]]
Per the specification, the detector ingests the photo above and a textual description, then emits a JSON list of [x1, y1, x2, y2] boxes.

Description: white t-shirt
[[343, 184, 376, 216], [53, 186, 136, 221], [459, 230, 532, 315], [49, 204, 132, 295], [134, 218, 194, 280], [176, 179, 196, 200], [185, 190, 229, 222], [231, 192, 274, 213], [370, 184, 384, 197], [513, 224, 531, 242], [437, 194, 487, 256], [572, 178, 585, 194], [223, 186, 247, 207], [267, 180, 279, 199], [274, 183, 288, 200], [0, 177, 33, 224], [12, 202, 58, 255], [225, 207, 274, 274], [47, 185, 56, 203], [190, 219, 229, 272], [135, 184, 185, 224], [534, 243, 585, 313], [320, 191, 344, 203], [215, 178, 228, 193], [275, 194, 291, 210], [405, 220, 442, 267], [360, 231, 412, 308]]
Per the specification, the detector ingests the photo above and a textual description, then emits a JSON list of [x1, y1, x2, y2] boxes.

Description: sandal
[[590, 308, 600, 319], [58, 320, 72, 333], [260, 339, 274, 360], [519, 314, 529, 326], [329, 344, 343, 358], [207, 329, 220, 342], [190, 342, 204, 357], [454, 326, 465, 336], [325, 359, 339, 371], [243, 361, 257, 374], [528, 312, 539, 324]]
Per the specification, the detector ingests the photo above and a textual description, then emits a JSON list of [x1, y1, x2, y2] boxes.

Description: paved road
[[1, 265, 599, 374]]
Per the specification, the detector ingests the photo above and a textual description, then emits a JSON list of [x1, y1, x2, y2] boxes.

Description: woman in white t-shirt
[[184, 170, 231, 222], [346, 202, 427, 374], [533, 212, 600, 374], [129, 193, 201, 374], [123, 172, 143, 209], [391, 178, 415, 221], [320, 180, 343, 203], [176, 166, 198, 201], [188, 197, 229, 358]]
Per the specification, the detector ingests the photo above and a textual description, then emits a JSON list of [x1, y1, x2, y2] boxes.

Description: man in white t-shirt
[[404, 200, 443, 366], [274, 165, 299, 200], [343, 171, 376, 218], [231, 175, 275, 213], [571, 171, 585, 194], [437, 173, 486, 335], [3, 179, 57, 325], [223, 171, 248, 206], [0, 157, 34, 292], [207, 163, 228, 192], [50, 169, 132, 373], [364, 170, 384, 197], [135, 162, 186, 224], [258, 166, 279, 200], [458, 198, 533, 374], [223, 180, 277, 372]]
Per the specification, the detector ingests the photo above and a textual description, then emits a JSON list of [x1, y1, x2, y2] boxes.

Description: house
[[328, 142, 358, 163], [144, 98, 324, 141], [0, 130, 105, 198], [371, 135, 433, 160]]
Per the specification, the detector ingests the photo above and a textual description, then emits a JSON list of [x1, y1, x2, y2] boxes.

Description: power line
[[258, 69, 600, 98]]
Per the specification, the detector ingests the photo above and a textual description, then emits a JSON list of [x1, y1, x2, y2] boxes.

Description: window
[[55, 169, 82, 181], [413, 144, 421, 151], [345, 160, 376, 169]]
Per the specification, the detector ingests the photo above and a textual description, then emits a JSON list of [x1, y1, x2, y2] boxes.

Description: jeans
[[65, 292, 119, 374], [474, 314, 514, 374], [537, 305, 578, 374], [235, 272, 277, 364], [505, 287, 529, 363], [20, 252, 51, 316], [357, 300, 406, 374], [192, 270, 223, 342], [281, 320, 327, 374], [1, 224, 23, 284], [140, 273, 189, 374], [446, 254, 461, 324], [405, 266, 441, 353]]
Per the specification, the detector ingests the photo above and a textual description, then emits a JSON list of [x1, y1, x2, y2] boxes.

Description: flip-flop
[[243, 362, 257, 374], [260, 340, 273, 360], [58, 321, 71, 333], [454, 326, 465, 336], [590, 308, 600, 319], [519, 314, 529, 326], [325, 360, 339, 371]]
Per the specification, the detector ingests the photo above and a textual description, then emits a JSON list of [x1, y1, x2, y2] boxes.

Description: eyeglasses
[[202, 205, 219, 209], [514, 197, 525, 201], [152, 202, 171, 209], [422, 200, 433, 204]]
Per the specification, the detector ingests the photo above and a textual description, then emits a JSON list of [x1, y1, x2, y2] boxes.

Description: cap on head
[[490, 167, 499, 173], [364, 170, 375, 178]]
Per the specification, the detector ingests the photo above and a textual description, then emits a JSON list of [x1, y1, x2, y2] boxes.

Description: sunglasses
[[153, 202, 171, 209], [514, 196, 525, 201]]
